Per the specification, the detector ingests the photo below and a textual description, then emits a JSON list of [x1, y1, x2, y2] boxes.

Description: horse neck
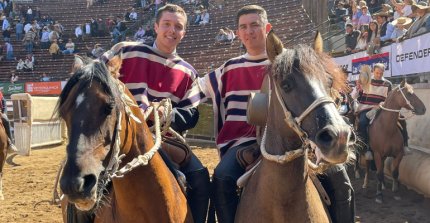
[[106, 107, 186, 221], [379, 92, 401, 129]]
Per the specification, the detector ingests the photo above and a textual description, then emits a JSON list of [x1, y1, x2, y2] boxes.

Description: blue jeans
[[24, 42, 33, 53], [357, 110, 370, 149], [6, 51, 14, 60], [16, 33, 23, 41]]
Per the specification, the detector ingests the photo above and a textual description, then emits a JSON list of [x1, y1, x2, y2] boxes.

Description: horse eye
[[281, 78, 293, 92], [104, 103, 114, 115]]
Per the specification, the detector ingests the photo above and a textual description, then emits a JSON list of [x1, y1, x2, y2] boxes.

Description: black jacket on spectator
[[380, 21, 388, 37], [346, 30, 361, 50]]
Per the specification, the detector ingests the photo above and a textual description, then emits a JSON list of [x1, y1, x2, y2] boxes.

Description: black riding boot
[[1, 114, 17, 153], [66, 203, 94, 223], [318, 164, 355, 223], [212, 176, 239, 223], [186, 167, 211, 223]]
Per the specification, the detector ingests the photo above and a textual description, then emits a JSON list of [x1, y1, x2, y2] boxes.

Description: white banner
[[391, 32, 430, 76]]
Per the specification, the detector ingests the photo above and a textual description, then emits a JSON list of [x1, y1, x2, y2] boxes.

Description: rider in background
[[185, 5, 355, 223], [0, 89, 18, 153], [102, 4, 210, 223]]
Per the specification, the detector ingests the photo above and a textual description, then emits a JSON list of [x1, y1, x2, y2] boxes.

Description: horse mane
[[271, 45, 347, 94], [56, 58, 118, 119]]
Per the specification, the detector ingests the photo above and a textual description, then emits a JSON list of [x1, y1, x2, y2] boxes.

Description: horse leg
[[0, 172, 3, 200], [391, 155, 403, 201], [362, 160, 370, 189], [354, 151, 361, 179], [374, 153, 384, 203]]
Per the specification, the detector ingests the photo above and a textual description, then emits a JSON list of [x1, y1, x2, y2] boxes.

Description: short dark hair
[[156, 4, 187, 27], [346, 23, 353, 28], [236, 5, 268, 26]]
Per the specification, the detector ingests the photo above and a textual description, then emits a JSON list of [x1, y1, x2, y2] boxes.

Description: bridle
[[260, 75, 335, 170], [379, 85, 415, 120]]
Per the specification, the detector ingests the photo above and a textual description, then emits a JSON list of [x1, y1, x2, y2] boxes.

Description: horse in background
[[235, 32, 354, 222], [364, 81, 426, 203], [58, 56, 192, 222], [0, 116, 9, 200]]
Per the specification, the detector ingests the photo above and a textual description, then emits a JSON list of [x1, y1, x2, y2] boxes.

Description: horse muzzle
[[70, 196, 97, 211], [313, 124, 351, 164]]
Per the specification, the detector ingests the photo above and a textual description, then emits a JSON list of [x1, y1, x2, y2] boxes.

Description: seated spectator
[[382, 4, 394, 15], [2, 27, 11, 42], [49, 39, 61, 59], [111, 26, 122, 45], [374, 12, 394, 44], [199, 9, 210, 25], [98, 18, 108, 37], [23, 54, 34, 71], [393, 3, 403, 20], [391, 17, 412, 41], [129, 8, 138, 21], [335, 2, 348, 30], [358, 6, 372, 27], [63, 38, 75, 54], [352, 24, 369, 53], [391, 0, 414, 17], [16, 59, 25, 71], [87, 0, 94, 9], [134, 26, 146, 41], [142, 25, 155, 45], [368, 21, 379, 44], [368, 0, 384, 13], [10, 72, 18, 83], [90, 18, 99, 37], [40, 73, 51, 82], [215, 28, 228, 43], [345, 23, 361, 53], [225, 27, 235, 42], [58, 39, 66, 51], [84, 22, 91, 37], [351, 4, 361, 29], [402, 3, 430, 39], [49, 29, 59, 43], [75, 24, 83, 42], [91, 43, 105, 58]]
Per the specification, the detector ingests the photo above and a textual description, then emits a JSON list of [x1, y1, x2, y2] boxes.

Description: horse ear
[[70, 55, 85, 74], [313, 31, 323, 53], [266, 30, 284, 63], [107, 56, 123, 79]]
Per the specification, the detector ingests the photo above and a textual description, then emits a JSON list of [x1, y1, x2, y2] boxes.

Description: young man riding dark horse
[[352, 63, 410, 160], [68, 4, 210, 223], [0, 89, 17, 154], [185, 5, 355, 223]]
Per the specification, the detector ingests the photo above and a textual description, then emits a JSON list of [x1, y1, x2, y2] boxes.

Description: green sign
[[0, 83, 25, 95]]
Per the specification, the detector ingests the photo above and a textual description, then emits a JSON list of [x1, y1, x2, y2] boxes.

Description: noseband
[[379, 86, 415, 119]]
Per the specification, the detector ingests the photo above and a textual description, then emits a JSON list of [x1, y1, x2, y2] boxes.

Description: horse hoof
[[394, 196, 401, 201]]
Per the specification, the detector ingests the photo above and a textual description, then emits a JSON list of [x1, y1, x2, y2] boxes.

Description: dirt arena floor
[[1, 144, 430, 223]]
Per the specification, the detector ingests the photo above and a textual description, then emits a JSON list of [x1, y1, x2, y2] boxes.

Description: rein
[[379, 86, 415, 120], [260, 75, 334, 171]]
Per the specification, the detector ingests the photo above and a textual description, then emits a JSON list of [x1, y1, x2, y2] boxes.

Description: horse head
[[265, 31, 353, 164], [58, 56, 129, 211], [394, 80, 426, 115]]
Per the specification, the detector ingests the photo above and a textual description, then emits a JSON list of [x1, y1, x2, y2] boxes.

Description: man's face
[[373, 67, 384, 79], [346, 26, 352, 33], [154, 11, 186, 53], [376, 16, 384, 24], [236, 13, 271, 55]]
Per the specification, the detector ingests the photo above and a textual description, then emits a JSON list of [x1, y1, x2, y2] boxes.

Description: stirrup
[[364, 151, 373, 160], [7, 138, 18, 153]]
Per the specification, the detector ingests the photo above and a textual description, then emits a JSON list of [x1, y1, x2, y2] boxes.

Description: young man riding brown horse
[[68, 4, 210, 223], [185, 5, 355, 223], [353, 63, 410, 160]]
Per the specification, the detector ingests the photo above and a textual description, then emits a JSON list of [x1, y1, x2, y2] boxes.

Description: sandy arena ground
[[0, 144, 430, 223]]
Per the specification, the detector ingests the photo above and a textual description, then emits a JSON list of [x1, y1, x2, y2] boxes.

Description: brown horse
[[235, 32, 353, 222], [365, 81, 426, 203], [58, 57, 192, 222], [0, 115, 9, 200]]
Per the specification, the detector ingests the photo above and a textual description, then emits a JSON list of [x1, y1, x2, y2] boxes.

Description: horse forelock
[[271, 45, 347, 94]]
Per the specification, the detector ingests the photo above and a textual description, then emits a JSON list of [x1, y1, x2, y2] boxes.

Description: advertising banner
[[0, 83, 25, 95], [25, 82, 62, 95]]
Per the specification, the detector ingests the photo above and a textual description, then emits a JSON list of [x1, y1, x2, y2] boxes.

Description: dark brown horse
[[58, 57, 192, 222], [235, 32, 354, 222], [0, 115, 9, 200], [365, 81, 426, 203]]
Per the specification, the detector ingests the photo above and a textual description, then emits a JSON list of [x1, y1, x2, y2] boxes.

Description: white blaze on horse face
[[76, 134, 104, 176], [76, 93, 85, 108]]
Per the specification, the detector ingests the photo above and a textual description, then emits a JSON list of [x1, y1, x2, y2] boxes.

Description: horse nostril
[[60, 177, 85, 195], [315, 128, 335, 149], [83, 174, 97, 193]]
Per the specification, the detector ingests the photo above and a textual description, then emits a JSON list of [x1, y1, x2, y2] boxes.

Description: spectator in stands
[[87, 0, 94, 9], [101, 5, 210, 223], [90, 18, 99, 37], [352, 24, 369, 53], [98, 18, 107, 36], [34, 6, 42, 20], [368, 0, 384, 13], [58, 38, 66, 52], [391, 0, 415, 18], [111, 26, 121, 44], [142, 25, 155, 44], [140, 0, 148, 9], [16, 59, 25, 71], [49, 39, 61, 59], [23, 57, 34, 72], [24, 21, 32, 33], [215, 28, 228, 43], [129, 8, 138, 21], [215, 0, 225, 9], [154, 0, 162, 16], [26, 6, 33, 22], [345, 23, 361, 53], [225, 27, 235, 42], [91, 43, 105, 58], [358, 6, 372, 27], [393, 3, 404, 19], [367, 20, 379, 43], [84, 22, 91, 38], [40, 26, 50, 49], [62, 38, 75, 54], [351, 4, 361, 29], [49, 28, 59, 43], [199, 9, 210, 25], [4, 40, 14, 60], [40, 72, 51, 82], [1, 15, 9, 31], [2, 26, 11, 42], [15, 19, 24, 41], [391, 16, 412, 41], [134, 25, 146, 41], [124, 7, 132, 21], [335, 2, 348, 30], [23, 27, 37, 53], [75, 24, 83, 42], [10, 72, 18, 83], [374, 12, 394, 44], [401, 3, 430, 39], [53, 21, 64, 37], [116, 16, 127, 40], [382, 3, 394, 15]]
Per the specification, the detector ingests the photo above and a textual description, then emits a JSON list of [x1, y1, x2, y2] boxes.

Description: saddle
[[160, 136, 192, 169]]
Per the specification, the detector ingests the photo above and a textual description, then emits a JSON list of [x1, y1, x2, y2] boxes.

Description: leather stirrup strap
[[309, 173, 331, 206]]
